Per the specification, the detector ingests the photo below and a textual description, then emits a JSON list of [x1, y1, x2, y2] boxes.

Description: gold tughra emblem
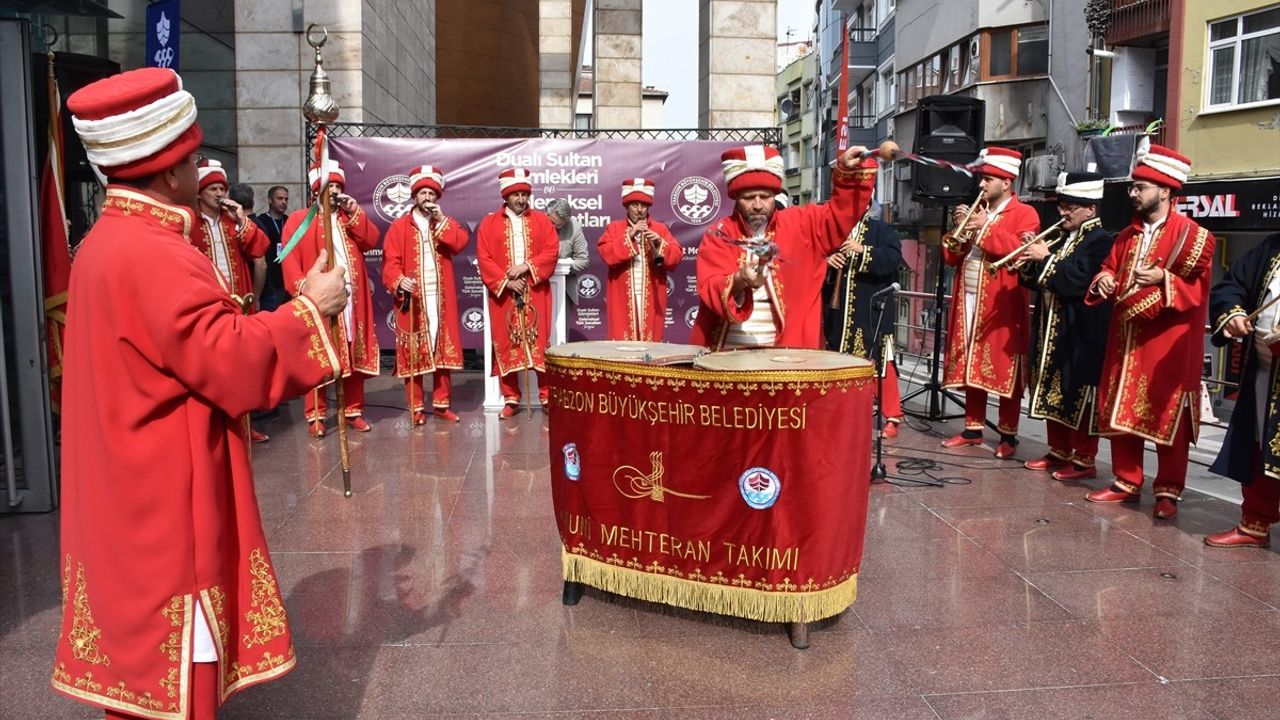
[[612, 451, 710, 502]]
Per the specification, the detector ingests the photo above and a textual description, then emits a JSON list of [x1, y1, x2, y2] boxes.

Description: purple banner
[[330, 137, 741, 350]]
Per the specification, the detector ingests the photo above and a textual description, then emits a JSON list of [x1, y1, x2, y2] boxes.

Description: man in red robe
[[382, 165, 469, 424], [477, 168, 560, 418], [192, 159, 272, 443], [1084, 145, 1214, 519], [282, 160, 382, 437], [597, 177, 682, 341], [689, 144, 877, 349], [939, 147, 1038, 459], [53, 67, 349, 720]]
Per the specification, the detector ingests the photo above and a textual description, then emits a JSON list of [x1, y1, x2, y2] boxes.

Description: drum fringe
[[562, 550, 858, 624]]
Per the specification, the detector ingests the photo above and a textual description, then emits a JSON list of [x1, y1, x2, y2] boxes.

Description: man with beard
[[1016, 171, 1114, 480], [1204, 231, 1280, 547], [282, 160, 382, 437], [382, 165, 469, 424], [822, 207, 905, 437], [690, 144, 878, 349], [1084, 145, 1214, 519], [938, 147, 1039, 459], [476, 168, 561, 417], [597, 178, 683, 341]]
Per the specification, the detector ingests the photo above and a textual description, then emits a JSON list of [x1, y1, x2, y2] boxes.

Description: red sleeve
[[526, 212, 561, 287], [238, 219, 270, 259], [597, 221, 637, 266], [141, 248, 340, 418], [382, 218, 408, 293], [696, 221, 751, 324], [476, 215, 510, 296], [789, 158, 877, 257], [1115, 225, 1216, 321], [342, 206, 381, 251], [654, 221, 683, 270], [1084, 228, 1130, 306], [437, 217, 469, 255], [979, 202, 1039, 258]]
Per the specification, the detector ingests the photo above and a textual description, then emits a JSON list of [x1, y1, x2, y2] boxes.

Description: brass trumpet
[[986, 219, 1067, 275], [941, 194, 989, 253]]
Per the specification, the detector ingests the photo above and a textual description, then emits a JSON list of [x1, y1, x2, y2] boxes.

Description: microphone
[[870, 282, 900, 299]]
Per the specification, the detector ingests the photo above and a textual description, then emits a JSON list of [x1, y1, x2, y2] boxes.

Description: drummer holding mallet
[[690, 144, 879, 350]]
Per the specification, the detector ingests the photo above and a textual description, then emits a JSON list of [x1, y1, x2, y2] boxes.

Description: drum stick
[[858, 140, 976, 178], [1245, 294, 1280, 323]]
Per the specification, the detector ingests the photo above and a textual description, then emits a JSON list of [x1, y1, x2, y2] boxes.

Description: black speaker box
[[912, 95, 984, 204]]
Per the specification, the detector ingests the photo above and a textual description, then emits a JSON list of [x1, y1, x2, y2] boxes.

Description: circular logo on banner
[[372, 174, 414, 223], [462, 307, 485, 333], [670, 177, 721, 225], [739, 467, 781, 510], [562, 443, 581, 481], [577, 274, 602, 299], [665, 280, 674, 297], [684, 306, 699, 328], [385, 308, 397, 333]]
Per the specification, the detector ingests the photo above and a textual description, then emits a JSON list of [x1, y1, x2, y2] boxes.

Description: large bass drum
[[693, 347, 870, 372], [545, 340, 707, 366]]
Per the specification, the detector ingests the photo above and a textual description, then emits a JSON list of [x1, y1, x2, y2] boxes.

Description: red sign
[[545, 355, 875, 622]]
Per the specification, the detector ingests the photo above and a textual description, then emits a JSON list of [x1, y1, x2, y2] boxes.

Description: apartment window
[[1207, 5, 1280, 110], [943, 44, 961, 92], [879, 65, 896, 114], [1017, 25, 1049, 75], [962, 36, 981, 85], [984, 25, 1049, 80], [574, 113, 592, 131], [988, 29, 1013, 77]]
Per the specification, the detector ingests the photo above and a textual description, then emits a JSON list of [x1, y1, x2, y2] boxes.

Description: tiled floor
[[4, 374, 1280, 719]]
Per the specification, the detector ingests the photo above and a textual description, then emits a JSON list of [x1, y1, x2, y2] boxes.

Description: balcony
[[848, 26, 878, 85], [1106, 0, 1170, 46], [848, 114, 878, 150]]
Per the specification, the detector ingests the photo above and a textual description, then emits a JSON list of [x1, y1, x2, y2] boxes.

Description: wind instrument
[[987, 219, 1067, 275], [941, 194, 988, 252]]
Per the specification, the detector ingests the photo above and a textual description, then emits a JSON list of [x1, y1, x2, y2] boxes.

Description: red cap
[[197, 158, 227, 192], [973, 146, 1022, 181], [621, 177, 656, 206], [308, 161, 346, 192], [720, 145, 784, 198], [67, 67, 203, 180], [1132, 144, 1191, 190], [408, 165, 445, 197], [499, 168, 532, 198]]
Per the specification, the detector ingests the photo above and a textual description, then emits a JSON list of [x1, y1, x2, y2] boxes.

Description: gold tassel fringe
[[562, 550, 858, 623]]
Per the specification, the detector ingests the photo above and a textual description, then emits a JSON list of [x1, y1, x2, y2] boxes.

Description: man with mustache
[[597, 177, 682, 341], [476, 168, 561, 417], [1084, 145, 1215, 520], [689, 144, 878, 350]]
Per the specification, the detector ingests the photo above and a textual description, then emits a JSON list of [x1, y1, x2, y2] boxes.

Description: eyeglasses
[[1127, 183, 1158, 195]]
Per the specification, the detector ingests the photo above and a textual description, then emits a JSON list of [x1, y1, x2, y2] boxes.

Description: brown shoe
[[1025, 455, 1068, 471], [347, 415, 372, 432], [308, 420, 325, 438], [1052, 465, 1097, 482], [1204, 527, 1270, 548], [941, 432, 983, 448], [433, 408, 460, 423], [1153, 497, 1178, 519], [1086, 485, 1139, 504]]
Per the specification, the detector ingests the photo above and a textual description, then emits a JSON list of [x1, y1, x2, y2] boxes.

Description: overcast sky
[[638, 0, 817, 128]]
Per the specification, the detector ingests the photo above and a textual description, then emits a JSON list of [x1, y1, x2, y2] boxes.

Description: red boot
[[499, 405, 518, 419], [308, 420, 325, 438], [941, 432, 983, 449], [412, 411, 427, 426], [347, 415, 372, 433], [1025, 455, 1067, 471], [434, 408, 460, 423], [881, 420, 900, 438], [1204, 527, 1270, 548], [1086, 485, 1140, 504], [250, 429, 270, 444], [1153, 497, 1178, 519]]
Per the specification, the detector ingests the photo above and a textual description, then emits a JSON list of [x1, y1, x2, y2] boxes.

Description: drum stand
[[902, 216, 965, 422]]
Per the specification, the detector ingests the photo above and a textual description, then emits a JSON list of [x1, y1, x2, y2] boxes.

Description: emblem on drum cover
[[461, 307, 485, 333], [372, 174, 414, 223], [670, 177, 721, 225], [577, 273, 602, 299], [614, 451, 710, 503], [739, 467, 781, 509], [563, 443, 581, 481]]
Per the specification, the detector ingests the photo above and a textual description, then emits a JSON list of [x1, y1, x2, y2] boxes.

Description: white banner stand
[[483, 258, 573, 411]]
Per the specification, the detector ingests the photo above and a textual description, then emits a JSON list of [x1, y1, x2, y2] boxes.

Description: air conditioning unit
[[1022, 154, 1060, 191]]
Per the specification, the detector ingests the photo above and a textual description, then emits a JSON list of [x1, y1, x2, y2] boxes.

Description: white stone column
[[539, 0, 575, 129], [699, 0, 777, 128], [594, 0, 642, 129]]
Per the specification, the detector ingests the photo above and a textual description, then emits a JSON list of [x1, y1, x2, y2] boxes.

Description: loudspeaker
[[912, 95, 985, 204]]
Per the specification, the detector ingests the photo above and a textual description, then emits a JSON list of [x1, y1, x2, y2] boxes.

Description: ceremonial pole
[[303, 25, 353, 497]]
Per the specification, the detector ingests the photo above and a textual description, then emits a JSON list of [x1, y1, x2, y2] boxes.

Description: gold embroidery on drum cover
[[613, 451, 710, 502]]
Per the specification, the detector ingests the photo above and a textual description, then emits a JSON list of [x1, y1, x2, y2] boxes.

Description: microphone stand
[[870, 285, 894, 482]]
